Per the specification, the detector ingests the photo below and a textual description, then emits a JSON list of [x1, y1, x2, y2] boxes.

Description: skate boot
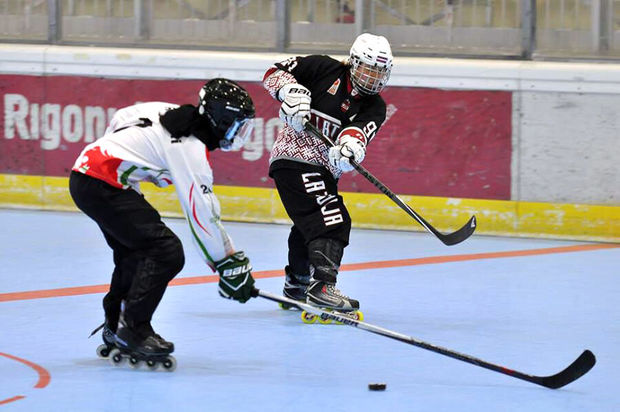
[[89, 309, 126, 359], [91, 296, 126, 358], [89, 319, 118, 359], [302, 280, 363, 325], [109, 323, 176, 372], [280, 266, 309, 310]]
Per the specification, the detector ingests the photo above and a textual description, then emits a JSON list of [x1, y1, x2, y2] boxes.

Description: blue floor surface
[[0, 209, 618, 411]]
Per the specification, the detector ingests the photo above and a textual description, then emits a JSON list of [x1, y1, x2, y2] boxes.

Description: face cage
[[350, 59, 391, 95], [219, 118, 254, 152]]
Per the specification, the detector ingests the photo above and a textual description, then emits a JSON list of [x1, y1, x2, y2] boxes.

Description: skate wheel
[[109, 348, 125, 366], [161, 356, 177, 372], [128, 357, 141, 369], [318, 314, 333, 325], [146, 359, 159, 371], [354, 311, 364, 321], [279, 302, 291, 310], [301, 311, 317, 324], [96, 344, 111, 358]]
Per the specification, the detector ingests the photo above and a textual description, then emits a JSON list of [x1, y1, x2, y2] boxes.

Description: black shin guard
[[287, 226, 310, 276], [123, 230, 185, 327], [308, 238, 345, 284], [283, 265, 310, 301]]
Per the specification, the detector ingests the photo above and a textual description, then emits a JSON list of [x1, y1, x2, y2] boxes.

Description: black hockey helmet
[[198, 78, 255, 151]]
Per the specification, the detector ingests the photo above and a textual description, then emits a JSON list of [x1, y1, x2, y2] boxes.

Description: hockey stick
[[252, 288, 596, 389], [305, 122, 476, 246]]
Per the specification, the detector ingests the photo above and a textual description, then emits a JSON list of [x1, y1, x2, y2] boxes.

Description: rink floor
[[0, 208, 618, 411]]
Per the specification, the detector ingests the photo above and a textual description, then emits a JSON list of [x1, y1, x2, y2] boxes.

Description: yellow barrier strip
[[1, 174, 618, 242]]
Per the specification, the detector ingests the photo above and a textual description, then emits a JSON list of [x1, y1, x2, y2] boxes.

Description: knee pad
[[163, 236, 185, 279], [151, 229, 185, 280], [307, 238, 345, 284]]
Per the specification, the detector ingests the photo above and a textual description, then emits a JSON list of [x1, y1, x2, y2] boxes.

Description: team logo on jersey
[[311, 109, 342, 139], [327, 78, 341, 95], [340, 99, 350, 112]]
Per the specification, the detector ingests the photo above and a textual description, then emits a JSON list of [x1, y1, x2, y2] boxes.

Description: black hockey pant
[[271, 165, 351, 284], [69, 171, 184, 330]]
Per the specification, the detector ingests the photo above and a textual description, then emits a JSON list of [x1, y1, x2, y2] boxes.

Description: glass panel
[[148, 0, 276, 48], [370, 0, 522, 57], [536, 0, 620, 59], [0, 0, 49, 40], [289, 0, 357, 52], [59, 0, 277, 48], [61, 0, 135, 43], [2, 0, 620, 60], [289, 1, 523, 57]]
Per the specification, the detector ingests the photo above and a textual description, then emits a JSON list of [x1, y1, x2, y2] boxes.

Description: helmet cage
[[349, 56, 391, 95]]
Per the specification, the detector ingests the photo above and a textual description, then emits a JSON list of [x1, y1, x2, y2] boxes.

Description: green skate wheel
[[301, 311, 317, 324], [318, 315, 333, 325], [354, 310, 364, 321]]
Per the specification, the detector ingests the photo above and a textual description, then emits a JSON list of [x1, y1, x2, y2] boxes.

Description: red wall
[[0, 75, 511, 199]]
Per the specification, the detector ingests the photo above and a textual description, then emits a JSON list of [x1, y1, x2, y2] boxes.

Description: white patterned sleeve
[[262, 67, 297, 100]]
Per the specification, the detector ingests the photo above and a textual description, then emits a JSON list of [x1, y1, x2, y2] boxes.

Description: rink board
[[0, 74, 510, 200], [0, 173, 617, 242]]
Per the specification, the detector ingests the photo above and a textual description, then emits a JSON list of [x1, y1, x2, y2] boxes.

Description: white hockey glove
[[277, 83, 311, 133], [328, 127, 367, 173]]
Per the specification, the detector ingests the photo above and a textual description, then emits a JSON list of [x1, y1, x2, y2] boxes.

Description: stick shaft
[[305, 122, 476, 245], [254, 288, 594, 389]]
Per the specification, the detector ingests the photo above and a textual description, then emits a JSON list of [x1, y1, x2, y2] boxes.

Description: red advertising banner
[[0, 74, 511, 199]]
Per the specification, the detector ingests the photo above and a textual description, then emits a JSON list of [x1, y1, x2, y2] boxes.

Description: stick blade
[[437, 215, 477, 246], [538, 350, 596, 389]]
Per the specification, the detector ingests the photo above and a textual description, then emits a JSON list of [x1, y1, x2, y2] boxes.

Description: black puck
[[368, 383, 387, 391]]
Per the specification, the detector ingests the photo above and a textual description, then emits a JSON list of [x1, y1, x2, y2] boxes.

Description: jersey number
[[363, 121, 377, 140], [279, 56, 298, 72]]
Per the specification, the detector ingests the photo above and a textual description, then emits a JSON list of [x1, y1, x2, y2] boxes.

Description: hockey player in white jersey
[[70, 79, 256, 369]]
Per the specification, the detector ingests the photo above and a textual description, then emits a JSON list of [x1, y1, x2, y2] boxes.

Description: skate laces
[[88, 322, 105, 338], [325, 284, 350, 300]]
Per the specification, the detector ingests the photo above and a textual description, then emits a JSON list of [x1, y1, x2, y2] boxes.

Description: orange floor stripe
[[0, 396, 26, 405], [340, 243, 619, 271], [0, 243, 617, 303], [0, 352, 51, 388]]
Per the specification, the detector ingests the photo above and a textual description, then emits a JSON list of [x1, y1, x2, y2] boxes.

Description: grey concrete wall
[[512, 91, 619, 205]]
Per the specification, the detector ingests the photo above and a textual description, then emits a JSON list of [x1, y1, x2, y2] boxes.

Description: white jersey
[[72, 102, 235, 267]]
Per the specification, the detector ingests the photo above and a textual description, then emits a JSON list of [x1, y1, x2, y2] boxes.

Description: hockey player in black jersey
[[263, 33, 393, 313]]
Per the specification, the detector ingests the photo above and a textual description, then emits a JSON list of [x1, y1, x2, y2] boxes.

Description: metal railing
[[0, 0, 618, 60]]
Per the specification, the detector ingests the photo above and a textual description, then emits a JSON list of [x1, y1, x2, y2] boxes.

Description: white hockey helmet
[[349, 33, 393, 95]]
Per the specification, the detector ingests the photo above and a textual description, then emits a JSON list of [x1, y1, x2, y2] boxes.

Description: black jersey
[[263, 54, 386, 177]]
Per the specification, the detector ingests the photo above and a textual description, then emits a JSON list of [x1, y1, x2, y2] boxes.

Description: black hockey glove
[[215, 251, 255, 303]]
